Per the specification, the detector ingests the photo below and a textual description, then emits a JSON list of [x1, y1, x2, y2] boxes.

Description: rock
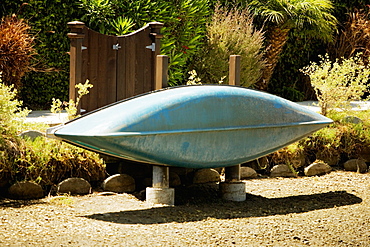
[[359, 146, 370, 163], [304, 162, 331, 176], [343, 159, 368, 173], [8, 181, 44, 199], [270, 164, 297, 177], [102, 174, 135, 193], [57, 178, 91, 195], [18, 130, 45, 141], [341, 116, 363, 124], [193, 169, 221, 184], [169, 172, 182, 187], [0, 174, 11, 188], [240, 167, 258, 179]]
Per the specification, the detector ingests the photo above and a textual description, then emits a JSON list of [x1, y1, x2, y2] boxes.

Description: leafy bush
[[300, 53, 370, 116], [0, 15, 35, 89], [0, 77, 105, 187], [191, 5, 266, 86]]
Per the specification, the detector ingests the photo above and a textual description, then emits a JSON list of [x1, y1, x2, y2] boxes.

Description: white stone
[[193, 169, 221, 184], [102, 174, 135, 193], [8, 181, 44, 199], [270, 164, 296, 177], [240, 167, 258, 179], [57, 177, 91, 195], [304, 162, 331, 176], [343, 159, 368, 173]]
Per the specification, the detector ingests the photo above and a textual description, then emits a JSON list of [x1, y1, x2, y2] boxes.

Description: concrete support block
[[219, 182, 246, 202], [146, 187, 175, 206], [146, 165, 174, 206]]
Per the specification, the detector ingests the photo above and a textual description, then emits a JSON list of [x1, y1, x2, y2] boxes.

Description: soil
[[1, 170, 369, 246]]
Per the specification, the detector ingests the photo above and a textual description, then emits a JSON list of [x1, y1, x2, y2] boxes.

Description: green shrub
[[0, 77, 105, 187], [79, 0, 210, 86], [191, 5, 265, 86], [300, 53, 370, 116]]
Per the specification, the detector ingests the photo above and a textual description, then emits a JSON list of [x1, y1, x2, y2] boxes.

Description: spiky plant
[[329, 8, 370, 64], [248, 0, 337, 91], [0, 15, 35, 89]]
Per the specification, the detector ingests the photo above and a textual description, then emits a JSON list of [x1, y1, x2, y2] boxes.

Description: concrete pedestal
[[146, 165, 175, 206], [146, 187, 175, 206], [219, 181, 246, 201]]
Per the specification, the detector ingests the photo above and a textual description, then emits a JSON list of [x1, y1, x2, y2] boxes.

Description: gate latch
[[113, 43, 121, 50], [145, 43, 155, 51]]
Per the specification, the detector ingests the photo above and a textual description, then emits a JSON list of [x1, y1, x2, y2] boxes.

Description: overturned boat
[[47, 85, 332, 169]]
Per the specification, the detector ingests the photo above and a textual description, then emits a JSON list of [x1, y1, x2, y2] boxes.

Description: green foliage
[[191, 5, 265, 87], [248, 0, 338, 42], [301, 53, 370, 116], [1, 0, 84, 109], [0, 75, 34, 135], [0, 78, 105, 187], [79, 0, 210, 86], [51, 79, 93, 120]]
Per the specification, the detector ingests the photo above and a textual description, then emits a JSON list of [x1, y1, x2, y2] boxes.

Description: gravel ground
[[1, 170, 369, 246]]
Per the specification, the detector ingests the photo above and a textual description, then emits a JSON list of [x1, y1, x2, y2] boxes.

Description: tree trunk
[[255, 27, 290, 91]]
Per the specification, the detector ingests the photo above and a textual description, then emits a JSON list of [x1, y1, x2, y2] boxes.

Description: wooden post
[[67, 21, 85, 112], [219, 55, 246, 201], [155, 55, 168, 90], [229, 55, 241, 86], [149, 22, 164, 91]]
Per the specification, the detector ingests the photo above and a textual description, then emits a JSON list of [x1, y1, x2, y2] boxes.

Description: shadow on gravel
[[84, 189, 362, 224], [0, 198, 46, 208]]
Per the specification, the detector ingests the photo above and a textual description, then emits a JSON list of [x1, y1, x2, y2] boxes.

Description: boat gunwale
[[55, 120, 332, 138]]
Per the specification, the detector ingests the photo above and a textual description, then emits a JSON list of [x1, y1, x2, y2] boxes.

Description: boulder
[[193, 169, 221, 184], [102, 174, 135, 193], [343, 159, 368, 173], [169, 171, 182, 187], [304, 162, 331, 176], [8, 181, 44, 199], [341, 116, 363, 124], [57, 177, 91, 195], [270, 164, 297, 177], [240, 167, 258, 179], [18, 130, 45, 141]]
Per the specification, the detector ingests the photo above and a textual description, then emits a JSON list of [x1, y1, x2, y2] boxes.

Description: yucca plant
[[247, 0, 338, 91]]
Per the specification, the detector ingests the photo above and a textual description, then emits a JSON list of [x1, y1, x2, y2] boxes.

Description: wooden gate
[[67, 21, 163, 113]]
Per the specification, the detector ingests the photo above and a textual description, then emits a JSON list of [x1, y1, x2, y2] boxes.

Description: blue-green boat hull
[[47, 85, 332, 168]]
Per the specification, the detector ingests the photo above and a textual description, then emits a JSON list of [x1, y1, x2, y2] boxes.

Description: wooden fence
[[67, 21, 164, 113]]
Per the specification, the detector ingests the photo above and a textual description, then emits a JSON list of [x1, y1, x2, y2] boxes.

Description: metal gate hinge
[[113, 43, 121, 50], [146, 43, 155, 51]]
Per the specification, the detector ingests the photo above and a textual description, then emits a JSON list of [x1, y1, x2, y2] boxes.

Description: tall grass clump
[[0, 15, 35, 89], [192, 5, 266, 87]]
